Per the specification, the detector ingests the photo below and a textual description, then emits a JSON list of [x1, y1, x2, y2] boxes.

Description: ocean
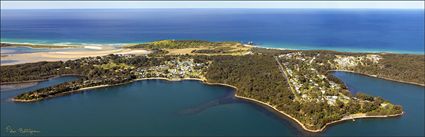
[[1, 9, 424, 54]]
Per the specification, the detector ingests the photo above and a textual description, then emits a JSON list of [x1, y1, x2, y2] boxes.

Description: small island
[[2, 40, 423, 132]]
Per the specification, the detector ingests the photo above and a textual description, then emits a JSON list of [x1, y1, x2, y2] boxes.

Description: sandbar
[[1, 46, 151, 66]]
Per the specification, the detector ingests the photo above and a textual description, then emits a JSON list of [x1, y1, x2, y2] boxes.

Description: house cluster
[[278, 52, 351, 106], [136, 58, 207, 79], [333, 54, 382, 70]]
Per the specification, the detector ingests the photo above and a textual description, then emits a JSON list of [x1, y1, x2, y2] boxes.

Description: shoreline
[[330, 70, 425, 87], [0, 74, 82, 85], [10, 77, 211, 102], [1, 42, 78, 49], [0, 82, 38, 92], [2, 41, 424, 55], [236, 94, 404, 133], [9, 77, 404, 133], [256, 45, 424, 55], [0, 46, 151, 66]]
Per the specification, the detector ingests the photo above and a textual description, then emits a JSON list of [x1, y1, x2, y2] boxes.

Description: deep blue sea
[[1, 9, 424, 54]]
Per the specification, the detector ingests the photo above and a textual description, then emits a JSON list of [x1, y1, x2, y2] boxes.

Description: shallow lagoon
[[1, 72, 424, 136]]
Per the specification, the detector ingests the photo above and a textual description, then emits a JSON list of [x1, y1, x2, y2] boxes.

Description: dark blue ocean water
[[1, 9, 424, 54]]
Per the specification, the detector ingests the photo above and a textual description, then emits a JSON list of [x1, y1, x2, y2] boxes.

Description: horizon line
[[2, 8, 425, 10], [1, 1, 424, 9]]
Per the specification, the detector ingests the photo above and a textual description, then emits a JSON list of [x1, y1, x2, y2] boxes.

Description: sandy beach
[[1, 46, 151, 66]]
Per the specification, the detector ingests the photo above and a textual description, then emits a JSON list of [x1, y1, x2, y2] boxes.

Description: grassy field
[[94, 62, 134, 70], [125, 40, 252, 55]]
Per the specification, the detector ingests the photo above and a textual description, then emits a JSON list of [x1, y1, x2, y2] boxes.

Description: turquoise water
[[1, 9, 424, 54], [0, 47, 48, 64], [0, 47, 49, 55], [1, 72, 424, 136]]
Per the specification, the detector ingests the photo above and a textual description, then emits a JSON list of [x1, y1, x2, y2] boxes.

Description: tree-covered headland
[[2, 40, 421, 132]]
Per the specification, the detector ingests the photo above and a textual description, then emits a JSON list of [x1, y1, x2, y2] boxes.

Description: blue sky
[[1, 1, 424, 9]]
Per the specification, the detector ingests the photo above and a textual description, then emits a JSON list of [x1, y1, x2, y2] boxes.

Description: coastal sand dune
[[0, 47, 151, 65]]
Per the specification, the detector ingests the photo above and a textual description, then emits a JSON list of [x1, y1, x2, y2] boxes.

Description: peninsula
[[2, 40, 423, 132]]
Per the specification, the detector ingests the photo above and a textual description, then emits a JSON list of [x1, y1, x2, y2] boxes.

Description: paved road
[[274, 56, 300, 101]]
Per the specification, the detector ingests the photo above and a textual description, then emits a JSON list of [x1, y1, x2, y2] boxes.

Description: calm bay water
[[1, 9, 424, 54], [324, 72, 425, 136], [0, 78, 300, 136], [1, 72, 424, 136]]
